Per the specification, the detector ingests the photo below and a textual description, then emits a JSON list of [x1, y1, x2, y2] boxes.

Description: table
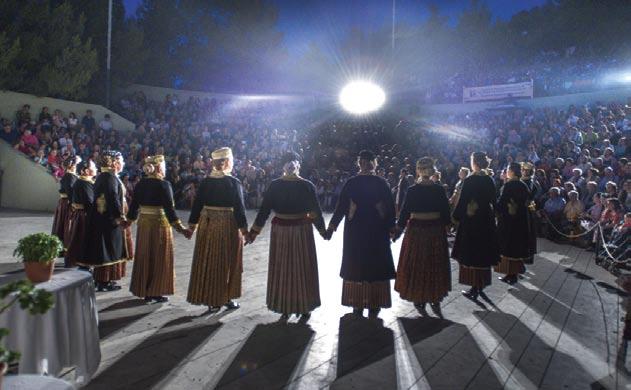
[[0, 269, 100, 384], [3, 374, 75, 390]]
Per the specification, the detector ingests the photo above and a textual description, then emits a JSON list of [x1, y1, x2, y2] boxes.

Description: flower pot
[[23, 261, 55, 283]]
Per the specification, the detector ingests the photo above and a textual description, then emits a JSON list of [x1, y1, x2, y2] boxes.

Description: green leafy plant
[[0, 280, 54, 365], [13, 233, 63, 263]]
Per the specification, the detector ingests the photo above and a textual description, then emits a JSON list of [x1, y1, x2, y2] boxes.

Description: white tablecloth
[[0, 269, 100, 384], [4, 374, 75, 390]]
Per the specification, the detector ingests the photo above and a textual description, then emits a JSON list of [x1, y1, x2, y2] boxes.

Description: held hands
[[321, 227, 334, 241], [390, 227, 403, 243], [182, 228, 194, 240]]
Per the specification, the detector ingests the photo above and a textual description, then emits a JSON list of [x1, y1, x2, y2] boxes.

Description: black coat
[[127, 178, 181, 225], [451, 173, 500, 267], [189, 175, 247, 229], [253, 176, 325, 232], [82, 171, 129, 266], [330, 175, 396, 282], [497, 179, 532, 259], [59, 172, 77, 196]]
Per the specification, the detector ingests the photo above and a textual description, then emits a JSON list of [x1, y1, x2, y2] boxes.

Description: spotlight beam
[[339, 81, 386, 115]]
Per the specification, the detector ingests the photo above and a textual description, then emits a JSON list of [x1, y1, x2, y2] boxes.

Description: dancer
[[521, 162, 538, 264], [52, 156, 80, 247], [495, 162, 533, 285], [64, 160, 96, 268], [127, 155, 190, 303], [393, 157, 451, 317], [187, 147, 247, 312], [81, 151, 130, 291], [326, 150, 396, 319], [248, 152, 325, 322], [452, 152, 500, 302]]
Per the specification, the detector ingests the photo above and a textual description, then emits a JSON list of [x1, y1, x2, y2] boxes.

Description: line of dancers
[[52, 147, 536, 320]]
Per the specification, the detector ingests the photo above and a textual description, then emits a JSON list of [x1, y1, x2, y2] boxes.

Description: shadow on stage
[[214, 321, 315, 389], [87, 315, 222, 390], [472, 310, 601, 388], [97, 298, 162, 339], [331, 313, 396, 388]]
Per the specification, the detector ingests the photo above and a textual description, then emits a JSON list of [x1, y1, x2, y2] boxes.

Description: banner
[[463, 80, 533, 103]]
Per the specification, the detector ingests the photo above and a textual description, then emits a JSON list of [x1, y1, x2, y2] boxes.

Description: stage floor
[[1, 209, 630, 389]]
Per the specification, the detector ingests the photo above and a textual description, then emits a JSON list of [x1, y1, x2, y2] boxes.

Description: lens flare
[[339, 81, 386, 115]]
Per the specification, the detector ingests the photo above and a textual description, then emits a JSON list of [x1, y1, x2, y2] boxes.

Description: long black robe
[[330, 174, 396, 282], [82, 171, 129, 266], [497, 179, 532, 259], [253, 177, 325, 232], [451, 173, 500, 267]]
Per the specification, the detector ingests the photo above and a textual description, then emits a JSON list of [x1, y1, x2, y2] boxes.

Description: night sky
[[123, 0, 547, 55]]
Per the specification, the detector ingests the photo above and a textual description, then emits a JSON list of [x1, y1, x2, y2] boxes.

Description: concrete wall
[[0, 140, 58, 212], [0, 90, 135, 132], [114, 83, 310, 103], [418, 87, 631, 115]]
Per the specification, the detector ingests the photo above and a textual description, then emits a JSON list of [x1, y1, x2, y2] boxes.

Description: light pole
[[106, 0, 112, 107], [392, 0, 396, 51]]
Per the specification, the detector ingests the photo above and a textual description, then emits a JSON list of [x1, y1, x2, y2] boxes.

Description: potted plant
[[13, 233, 63, 283], [0, 280, 53, 387]]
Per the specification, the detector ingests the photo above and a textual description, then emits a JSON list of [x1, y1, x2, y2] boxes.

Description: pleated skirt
[[458, 265, 491, 288], [93, 261, 127, 282], [187, 208, 243, 306], [395, 219, 451, 303], [342, 280, 391, 309], [65, 208, 88, 268], [130, 214, 175, 297], [267, 217, 321, 315], [52, 198, 70, 244], [494, 256, 526, 276]]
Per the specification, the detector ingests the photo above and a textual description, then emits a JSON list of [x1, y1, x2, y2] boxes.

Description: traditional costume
[[64, 161, 95, 268], [250, 153, 325, 320], [187, 147, 248, 310], [395, 158, 451, 316], [452, 158, 500, 300], [128, 155, 187, 302], [521, 162, 538, 264], [52, 157, 80, 248], [327, 150, 396, 318], [495, 173, 532, 284], [81, 151, 129, 291]]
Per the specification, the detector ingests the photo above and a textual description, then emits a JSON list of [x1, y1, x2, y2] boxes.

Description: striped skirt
[[267, 217, 320, 315], [187, 208, 243, 306], [94, 262, 127, 283], [395, 219, 451, 304], [64, 207, 88, 268], [52, 197, 70, 244], [494, 256, 526, 276], [130, 212, 175, 298], [342, 280, 392, 309], [458, 265, 491, 288]]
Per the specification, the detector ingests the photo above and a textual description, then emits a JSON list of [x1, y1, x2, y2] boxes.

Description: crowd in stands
[[419, 53, 631, 103], [1, 89, 630, 264]]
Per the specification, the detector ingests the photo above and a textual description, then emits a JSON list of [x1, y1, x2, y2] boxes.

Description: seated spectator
[[99, 114, 113, 131], [605, 181, 618, 199], [0, 123, 18, 144], [621, 179, 631, 212], [601, 198, 624, 239], [68, 112, 79, 129], [16, 104, 31, 125], [81, 109, 96, 131], [563, 190, 584, 235]]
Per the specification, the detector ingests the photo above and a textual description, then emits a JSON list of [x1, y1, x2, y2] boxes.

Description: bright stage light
[[339, 81, 386, 115]]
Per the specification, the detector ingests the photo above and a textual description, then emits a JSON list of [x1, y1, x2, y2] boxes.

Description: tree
[[0, 0, 98, 99]]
